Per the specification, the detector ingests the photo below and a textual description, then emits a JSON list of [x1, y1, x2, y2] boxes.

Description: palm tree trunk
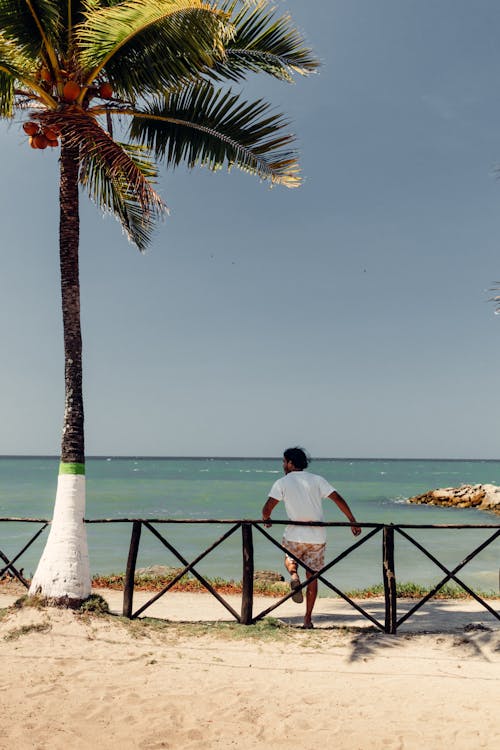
[[29, 138, 91, 604], [59, 139, 84, 465]]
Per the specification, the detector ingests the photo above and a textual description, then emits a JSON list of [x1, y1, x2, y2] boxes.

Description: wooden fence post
[[383, 525, 397, 634], [241, 523, 254, 625], [123, 521, 142, 618]]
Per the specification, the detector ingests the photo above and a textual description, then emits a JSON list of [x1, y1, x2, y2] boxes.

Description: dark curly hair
[[283, 447, 310, 470]]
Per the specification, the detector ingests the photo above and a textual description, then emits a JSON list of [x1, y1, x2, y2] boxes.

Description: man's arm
[[262, 497, 279, 528], [328, 491, 362, 536]]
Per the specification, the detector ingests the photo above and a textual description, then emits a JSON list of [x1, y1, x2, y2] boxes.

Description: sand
[[0, 586, 499, 749]]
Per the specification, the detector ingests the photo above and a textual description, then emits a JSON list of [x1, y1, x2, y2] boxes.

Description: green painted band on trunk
[[59, 462, 85, 475]]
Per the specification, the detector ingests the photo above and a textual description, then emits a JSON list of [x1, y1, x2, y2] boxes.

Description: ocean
[[1, 456, 499, 593]]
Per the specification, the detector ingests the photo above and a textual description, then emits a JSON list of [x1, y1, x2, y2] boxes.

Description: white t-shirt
[[268, 471, 335, 544]]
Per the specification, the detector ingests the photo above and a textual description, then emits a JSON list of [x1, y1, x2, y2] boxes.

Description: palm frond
[[0, 1, 63, 62], [129, 81, 300, 187], [0, 32, 43, 90], [0, 69, 14, 116], [41, 108, 168, 250], [80, 154, 162, 251], [77, 0, 232, 98], [81, 137, 167, 250], [209, 0, 319, 82], [0, 31, 36, 69]]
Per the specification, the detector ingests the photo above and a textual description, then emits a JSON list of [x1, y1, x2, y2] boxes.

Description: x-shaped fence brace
[[394, 526, 500, 629], [255, 523, 500, 631], [0, 520, 49, 588], [120, 519, 500, 633], [1, 518, 499, 634], [123, 520, 244, 621], [251, 523, 385, 628], [123, 520, 378, 623]]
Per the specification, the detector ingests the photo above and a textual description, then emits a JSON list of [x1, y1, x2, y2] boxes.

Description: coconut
[[43, 127, 59, 141], [23, 122, 38, 136], [33, 133, 48, 149], [63, 81, 81, 102], [99, 82, 113, 99]]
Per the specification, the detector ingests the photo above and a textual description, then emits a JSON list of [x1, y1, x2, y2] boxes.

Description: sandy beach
[[0, 585, 499, 749]]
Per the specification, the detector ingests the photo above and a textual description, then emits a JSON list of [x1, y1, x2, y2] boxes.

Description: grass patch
[[12, 593, 111, 612], [92, 573, 498, 600], [343, 582, 499, 599], [254, 580, 289, 596], [118, 615, 296, 643], [3, 622, 51, 641], [78, 594, 109, 614], [13, 594, 46, 609]]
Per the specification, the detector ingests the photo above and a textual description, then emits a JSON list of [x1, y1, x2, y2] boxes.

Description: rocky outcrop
[[253, 570, 284, 583], [409, 484, 500, 515]]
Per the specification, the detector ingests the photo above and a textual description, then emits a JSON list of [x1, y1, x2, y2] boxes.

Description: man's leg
[[284, 555, 298, 578], [283, 543, 304, 603], [304, 570, 318, 628], [302, 544, 325, 628]]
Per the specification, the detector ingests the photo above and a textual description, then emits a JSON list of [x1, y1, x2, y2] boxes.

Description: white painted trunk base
[[29, 473, 91, 600]]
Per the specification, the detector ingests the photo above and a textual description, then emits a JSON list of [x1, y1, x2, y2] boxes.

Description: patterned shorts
[[283, 539, 326, 572]]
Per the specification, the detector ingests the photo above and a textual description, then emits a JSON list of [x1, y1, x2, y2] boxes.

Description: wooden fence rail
[[1, 518, 499, 633], [0, 519, 49, 587]]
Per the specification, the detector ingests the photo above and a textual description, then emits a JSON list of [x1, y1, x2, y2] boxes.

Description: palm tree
[[0, 0, 317, 605]]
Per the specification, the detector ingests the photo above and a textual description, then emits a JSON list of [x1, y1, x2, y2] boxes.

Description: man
[[262, 447, 361, 629]]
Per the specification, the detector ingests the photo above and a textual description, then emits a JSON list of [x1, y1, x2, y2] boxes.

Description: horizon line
[[0, 454, 499, 462]]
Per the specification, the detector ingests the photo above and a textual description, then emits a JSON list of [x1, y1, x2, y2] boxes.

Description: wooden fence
[[1, 517, 499, 633]]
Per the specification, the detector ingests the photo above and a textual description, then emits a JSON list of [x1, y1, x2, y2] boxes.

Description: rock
[[408, 484, 500, 515], [253, 569, 284, 582]]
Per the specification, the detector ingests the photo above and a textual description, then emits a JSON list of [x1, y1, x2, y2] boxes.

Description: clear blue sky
[[2, 1, 500, 459]]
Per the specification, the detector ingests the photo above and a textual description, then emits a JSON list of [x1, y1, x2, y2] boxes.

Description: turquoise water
[[0, 456, 499, 593]]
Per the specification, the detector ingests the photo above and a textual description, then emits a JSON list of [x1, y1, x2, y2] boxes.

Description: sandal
[[290, 576, 304, 603]]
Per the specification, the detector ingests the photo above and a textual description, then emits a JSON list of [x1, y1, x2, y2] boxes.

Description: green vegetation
[[3, 572, 496, 600], [3, 622, 51, 641], [344, 582, 499, 600], [12, 592, 110, 611], [78, 594, 109, 615], [13, 594, 47, 610], [119, 615, 296, 643], [91, 572, 499, 599]]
